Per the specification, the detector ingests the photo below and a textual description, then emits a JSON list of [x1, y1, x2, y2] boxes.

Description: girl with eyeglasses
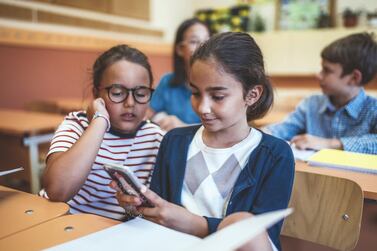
[[40, 45, 164, 220], [147, 18, 210, 131]]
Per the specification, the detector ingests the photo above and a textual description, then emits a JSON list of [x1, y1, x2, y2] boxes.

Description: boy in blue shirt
[[266, 33, 377, 154]]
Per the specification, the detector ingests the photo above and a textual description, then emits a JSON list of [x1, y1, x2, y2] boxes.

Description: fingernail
[[140, 185, 147, 193]]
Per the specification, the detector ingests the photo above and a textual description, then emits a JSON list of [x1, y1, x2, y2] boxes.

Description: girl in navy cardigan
[[113, 32, 294, 251]]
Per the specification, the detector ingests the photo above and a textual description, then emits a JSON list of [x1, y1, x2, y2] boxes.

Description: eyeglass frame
[[101, 84, 154, 104]]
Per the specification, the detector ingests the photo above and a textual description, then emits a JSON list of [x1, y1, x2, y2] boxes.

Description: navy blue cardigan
[[150, 125, 294, 250]]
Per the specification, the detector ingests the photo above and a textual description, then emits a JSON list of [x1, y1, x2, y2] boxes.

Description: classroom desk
[[26, 98, 89, 115], [283, 162, 377, 250], [296, 161, 377, 200], [0, 109, 63, 193], [0, 185, 69, 239], [251, 110, 288, 128], [0, 214, 120, 251]]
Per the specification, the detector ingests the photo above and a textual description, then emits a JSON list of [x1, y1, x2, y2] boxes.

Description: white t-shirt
[[181, 126, 277, 251], [181, 126, 262, 218]]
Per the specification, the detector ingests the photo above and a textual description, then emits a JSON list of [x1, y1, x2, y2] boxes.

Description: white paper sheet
[[45, 208, 292, 251], [291, 145, 316, 161], [189, 208, 292, 251]]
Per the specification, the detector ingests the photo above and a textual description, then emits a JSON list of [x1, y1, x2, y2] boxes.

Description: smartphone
[[104, 163, 154, 208]]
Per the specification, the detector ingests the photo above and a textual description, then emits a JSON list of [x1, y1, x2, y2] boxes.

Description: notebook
[[307, 149, 377, 174]]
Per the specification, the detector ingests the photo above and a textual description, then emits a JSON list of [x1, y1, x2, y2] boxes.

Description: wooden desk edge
[[295, 161, 377, 200]]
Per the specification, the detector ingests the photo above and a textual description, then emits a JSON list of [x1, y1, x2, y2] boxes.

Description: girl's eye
[[111, 91, 123, 97], [212, 95, 225, 101], [135, 93, 146, 98], [191, 92, 200, 97]]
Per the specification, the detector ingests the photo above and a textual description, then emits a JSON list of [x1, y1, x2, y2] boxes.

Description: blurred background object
[[195, 4, 251, 33], [342, 7, 360, 27]]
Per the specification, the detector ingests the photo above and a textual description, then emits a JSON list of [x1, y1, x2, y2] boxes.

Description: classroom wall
[[150, 0, 194, 42], [189, 0, 377, 33], [0, 44, 172, 109]]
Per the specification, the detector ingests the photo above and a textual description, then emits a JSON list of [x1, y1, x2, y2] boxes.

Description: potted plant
[[342, 8, 360, 27]]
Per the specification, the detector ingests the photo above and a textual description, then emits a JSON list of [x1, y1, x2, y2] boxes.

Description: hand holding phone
[[104, 163, 154, 208]]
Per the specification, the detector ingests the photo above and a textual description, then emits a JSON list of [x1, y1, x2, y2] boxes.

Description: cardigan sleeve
[[252, 141, 295, 250], [203, 217, 222, 234], [149, 131, 170, 198]]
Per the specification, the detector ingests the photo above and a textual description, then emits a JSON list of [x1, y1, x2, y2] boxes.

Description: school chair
[[281, 171, 364, 251]]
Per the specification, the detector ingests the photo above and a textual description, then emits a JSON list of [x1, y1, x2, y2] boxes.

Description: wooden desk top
[[296, 161, 377, 200], [0, 109, 63, 136], [53, 98, 89, 114], [0, 214, 120, 251], [0, 186, 69, 239], [251, 111, 287, 128], [27, 98, 90, 115]]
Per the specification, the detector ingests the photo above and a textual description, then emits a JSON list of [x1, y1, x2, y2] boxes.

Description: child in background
[[147, 18, 210, 131], [114, 32, 294, 251], [266, 33, 377, 154], [41, 45, 164, 220]]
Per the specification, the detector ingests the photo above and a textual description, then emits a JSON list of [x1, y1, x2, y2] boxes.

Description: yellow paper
[[308, 149, 377, 174]]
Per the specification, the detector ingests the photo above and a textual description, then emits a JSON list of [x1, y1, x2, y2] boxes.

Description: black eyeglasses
[[103, 84, 153, 104]]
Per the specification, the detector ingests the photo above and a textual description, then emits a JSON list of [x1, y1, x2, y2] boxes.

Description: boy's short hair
[[321, 32, 377, 86]]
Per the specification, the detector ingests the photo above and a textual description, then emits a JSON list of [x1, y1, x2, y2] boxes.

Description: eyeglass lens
[[107, 84, 152, 104]]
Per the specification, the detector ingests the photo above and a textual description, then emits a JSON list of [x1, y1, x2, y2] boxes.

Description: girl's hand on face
[[87, 98, 110, 121], [93, 98, 110, 118]]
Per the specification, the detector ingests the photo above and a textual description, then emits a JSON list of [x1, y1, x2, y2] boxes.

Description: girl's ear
[[245, 85, 263, 106]]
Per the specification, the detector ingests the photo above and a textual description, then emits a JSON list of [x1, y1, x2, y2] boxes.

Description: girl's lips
[[120, 113, 135, 121], [201, 117, 217, 123]]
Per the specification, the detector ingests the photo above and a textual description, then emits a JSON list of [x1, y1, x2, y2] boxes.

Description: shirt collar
[[319, 89, 366, 119], [109, 121, 146, 138], [344, 88, 366, 119], [319, 95, 333, 114]]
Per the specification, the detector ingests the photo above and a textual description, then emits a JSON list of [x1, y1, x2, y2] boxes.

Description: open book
[[46, 208, 292, 251], [308, 149, 377, 174]]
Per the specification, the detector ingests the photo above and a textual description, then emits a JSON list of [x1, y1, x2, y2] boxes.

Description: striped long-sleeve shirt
[[46, 111, 164, 220]]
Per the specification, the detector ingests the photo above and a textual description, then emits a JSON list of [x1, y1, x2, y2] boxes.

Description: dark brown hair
[[190, 32, 273, 121], [321, 32, 377, 86], [171, 18, 209, 86], [92, 44, 153, 97]]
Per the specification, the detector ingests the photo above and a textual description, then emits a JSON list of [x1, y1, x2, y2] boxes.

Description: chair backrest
[[281, 171, 364, 251]]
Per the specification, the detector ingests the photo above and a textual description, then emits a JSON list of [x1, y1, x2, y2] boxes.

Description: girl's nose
[[198, 98, 211, 114], [123, 91, 135, 107]]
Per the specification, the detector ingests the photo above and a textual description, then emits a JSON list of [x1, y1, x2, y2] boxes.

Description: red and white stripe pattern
[[47, 111, 164, 220]]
